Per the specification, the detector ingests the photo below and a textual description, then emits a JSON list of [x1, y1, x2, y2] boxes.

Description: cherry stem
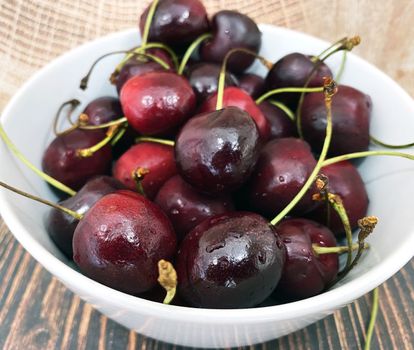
[[364, 287, 379, 350], [53, 99, 80, 135], [141, 0, 160, 50], [217, 48, 273, 110], [78, 117, 128, 130], [312, 242, 368, 255], [110, 127, 127, 146], [313, 37, 347, 62], [177, 33, 212, 75], [0, 124, 76, 196], [135, 136, 175, 147], [322, 150, 414, 167], [370, 135, 414, 149], [132, 167, 149, 196], [0, 180, 82, 220], [255, 86, 323, 105], [270, 78, 337, 226], [335, 51, 348, 82], [268, 100, 296, 121], [55, 113, 90, 136], [157, 259, 177, 305]]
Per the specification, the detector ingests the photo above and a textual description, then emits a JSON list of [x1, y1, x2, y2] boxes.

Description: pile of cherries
[[9, 0, 405, 309]]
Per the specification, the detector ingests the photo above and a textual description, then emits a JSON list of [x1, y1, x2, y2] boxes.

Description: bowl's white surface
[[0, 25, 413, 348]]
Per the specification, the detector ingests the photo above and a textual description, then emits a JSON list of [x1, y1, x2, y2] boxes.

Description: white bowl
[[0, 25, 413, 348]]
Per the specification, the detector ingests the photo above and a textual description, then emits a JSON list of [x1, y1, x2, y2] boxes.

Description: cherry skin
[[176, 212, 286, 308], [120, 71, 196, 136], [139, 0, 209, 48], [244, 137, 317, 217], [73, 190, 177, 295], [42, 129, 112, 191], [113, 141, 177, 200], [300, 85, 372, 156], [238, 73, 265, 99], [266, 53, 332, 108], [258, 101, 297, 140], [199, 87, 270, 141], [273, 218, 338, 300], [308, 160, 369, 236], [154, 175, 234, 242], [175, 106, 260, 195], [200, 10, 262, 74], [186, 63, 238, 104], [46, 176, 125, 258]]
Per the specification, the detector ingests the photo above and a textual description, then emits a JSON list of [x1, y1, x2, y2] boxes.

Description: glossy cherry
[[186, 63, 238, 104], [199, 87, 270, 141], [238, 73, 265, 99], [42, 129, 112, 191], [175, 106, 260, 195], [200, 10, 262, 74], [120, 71, 196, 135], [113, 141, 177, 199], [176, 212, 286, 308], [139, 0, 209, 48], [308, 160, 369, 236], [266, 53, 332, 108], [258, 101, 296, 140], [154, 175, 234, 242], [244, 138, 317, 217], [300, 85, 372, 156], [273, 218, 338, 300], [46, 176, 125, 258], [73, 190, 177, 295]]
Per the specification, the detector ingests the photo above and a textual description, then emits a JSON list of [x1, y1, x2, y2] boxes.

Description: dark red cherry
[[245, 138, 317, 217], [154, 175, 234, 242], [258, 101, 297, 140], [200, 10, 262, 74], [308, 161, 369, 236], [46, 176, 125, 258], [73, 190, 177, 295], [139, 0, 209, 48], [199, 87, 270, 141], [113, 141, 177, 199], [300, 85, 372, 156], [238, 73, 265, 99], [266, 53, 332, 108], [176, 212, 286, 308], [273, 218, 338, 300], [83, 96, 123, 125], [186, 63, 238, 104], [115, 48, 173, 93], [42, 129, 112, 191], [120, 71, 196, 136], [175, 106, 260, 195]]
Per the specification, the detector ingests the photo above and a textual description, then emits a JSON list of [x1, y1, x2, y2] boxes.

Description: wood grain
[[0, 0, 413, 349]]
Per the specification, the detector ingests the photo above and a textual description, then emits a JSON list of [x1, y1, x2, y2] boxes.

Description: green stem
[[256, 86, 324, 105], [312, 242, 367, 255], [136, 136, 175, 147], [141, 0, 160, 50], [132, 168, 149, 197], [370, 135, 414, 149], [143, 43, 179, 70], [53, 99, 80, 135], [0, 180, 82, 220], [364, 287, 379, 350], [178, 33, 212, 75], [313, 37, 347, 62], [79, 117, 128, 130], [0, 124, 76, 196], [268, 100, 296, 121], [335, 51, 348, 83], [322, 151, 414, 167]]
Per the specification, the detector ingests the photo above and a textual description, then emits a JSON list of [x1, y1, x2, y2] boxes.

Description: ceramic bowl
[[0, 25, 413, 348]]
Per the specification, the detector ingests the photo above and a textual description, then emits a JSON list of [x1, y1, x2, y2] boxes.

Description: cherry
[[308, 160, 369, 236], [300, 85, 372, 156], [258, 101, 296, 139], [186, 63, 238, 104], [120, 71, 196, 135], [42, 129, 112, 191], [244, 138, 318, 217], [175, 106, 260, 195], [73, 190, 177, 295], [83, 96, 123, 125], [238, 73, 265, 99], [199, 87, 270, 141], [154, 175, 234, 242], [139, 0, 209, 48], [176, 212, 285, 308], [266, 53, 332, 108], [200, 10, 262, 74], [46, 176, 125, 258], [273, 218, 338, 300], [113, 141, 177, 199]]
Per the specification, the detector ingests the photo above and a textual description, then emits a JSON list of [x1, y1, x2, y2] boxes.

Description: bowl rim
[[0, 24, 414, 324]]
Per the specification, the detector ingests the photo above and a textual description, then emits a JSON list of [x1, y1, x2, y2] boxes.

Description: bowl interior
[[0, 25, 413, 320]]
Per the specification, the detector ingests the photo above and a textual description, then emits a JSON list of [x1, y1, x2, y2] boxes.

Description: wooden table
[[0, 1, 413, 349]]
